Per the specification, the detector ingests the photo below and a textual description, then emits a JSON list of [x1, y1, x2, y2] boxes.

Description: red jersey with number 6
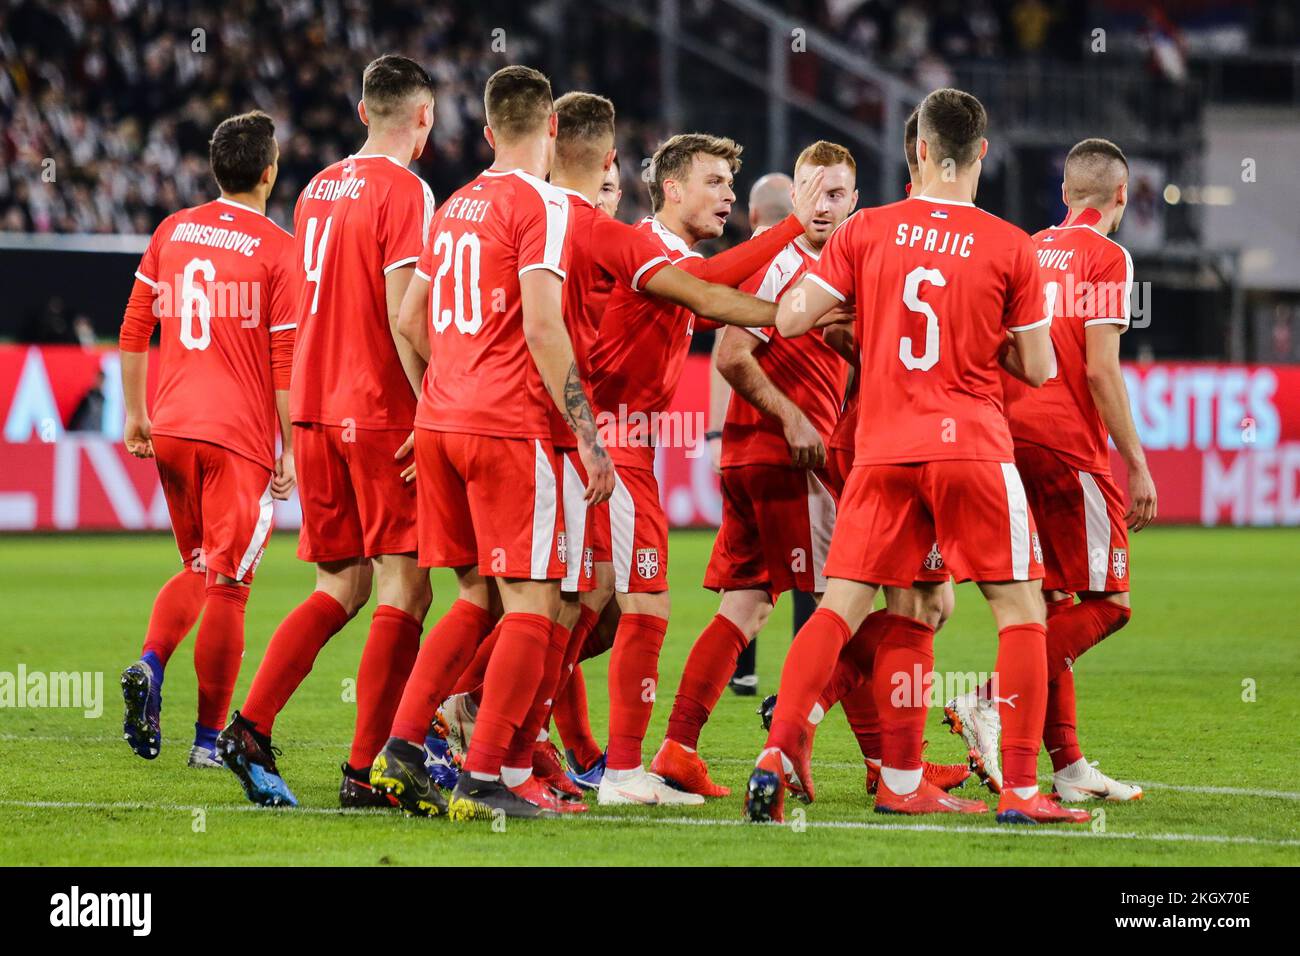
[[808, 195, 1047, 465], [414, 168, 572, 440], [291, 154, 434, 430], [119, 197, 297, 469]]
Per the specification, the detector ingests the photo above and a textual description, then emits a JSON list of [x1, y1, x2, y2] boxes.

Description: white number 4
[[303, 215, 333, 315]]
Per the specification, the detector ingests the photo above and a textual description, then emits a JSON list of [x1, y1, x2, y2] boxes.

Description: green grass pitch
[[0, 528, 1297, 866]]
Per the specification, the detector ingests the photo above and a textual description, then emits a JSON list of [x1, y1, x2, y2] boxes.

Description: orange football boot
[[996, 790, 1090, 824], [650, 739, 731, 797], [873, 778, 989, 815]]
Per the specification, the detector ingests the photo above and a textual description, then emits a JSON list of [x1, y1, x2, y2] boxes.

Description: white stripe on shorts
[[560, 454, 588, 593], [609, 471, 636, 593], [531, 441, 558, 580], [1078, 471, 1109, 591], [235, 482, 275, 582], [806, 472, 837, 593], [999, 462, 1031, 580]]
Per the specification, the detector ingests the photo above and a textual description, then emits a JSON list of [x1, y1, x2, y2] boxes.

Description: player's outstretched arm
[[520, 269, 614, 504], [641, 265, 775, 327], [1086, 323, 1156, 530], [775, 275, 840, 339], [716, 325, 825, 468]]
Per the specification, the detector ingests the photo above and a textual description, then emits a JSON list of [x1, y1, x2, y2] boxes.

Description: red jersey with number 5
[[291, 154, 434, 430], [414, 168, 572, 440], [808, 196, 1047, 465], [119, 197, 297, 469], [1005, 216, 1134, 475]]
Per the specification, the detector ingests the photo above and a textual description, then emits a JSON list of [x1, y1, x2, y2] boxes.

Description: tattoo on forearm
[[557, 362, 606, 459]]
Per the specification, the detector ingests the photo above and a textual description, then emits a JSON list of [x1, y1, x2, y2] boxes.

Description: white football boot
[[944, 690, 1003, 794], [1053, 758, 1144, 802], [597, 766, 706, 806], [187, 744, 224, 769], [441, 692, 477, 756]]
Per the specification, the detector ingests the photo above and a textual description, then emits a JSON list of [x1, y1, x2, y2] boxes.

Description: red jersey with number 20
[[120, 198, 297, 469], [1005, 212, 1134, 475], [415, 168, 572, 440], [723, 235, 849, 468], [291, 154, 434, 430], [809, 196, 1047, 465]]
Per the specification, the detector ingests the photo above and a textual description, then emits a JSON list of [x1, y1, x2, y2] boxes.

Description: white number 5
[[899, 265, 945, 371]]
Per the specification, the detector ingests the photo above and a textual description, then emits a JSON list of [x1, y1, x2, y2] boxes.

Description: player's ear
[[1061, 181, 1069, 207], [1116, 180, 1127, 208], [603, 148, 616, 172], [357, 99, 369, 128], [917, 138, 928, 164], [978, 139, 988, 161], [483, 125, 496, 151], [549, 111, 558, 138], [850, 189, 858, 210]]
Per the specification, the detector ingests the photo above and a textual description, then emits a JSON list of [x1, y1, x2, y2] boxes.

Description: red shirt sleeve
[[679, 214, 803, 287], [1004, 232, 1050, 332], [271, 328, 295, 390], [1082, 241, 1133, 328], [381, 174, 433, 274], [591, 216, 670, 291], [807, 211, 862, 303], [119, 221, 167, 352], [515, 185, 570, 279]]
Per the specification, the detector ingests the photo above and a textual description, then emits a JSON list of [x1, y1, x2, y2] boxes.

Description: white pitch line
[[0, 799, 1296, 849]]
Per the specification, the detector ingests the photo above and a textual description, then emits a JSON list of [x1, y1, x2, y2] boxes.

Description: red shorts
[[416, 428, 565, 580], [1015, 442, 1130, 593], [590, 464, 668, 593], [294, 423, 416, 562], [825, 460, 1044, 587], [153, 435, 274, 583], [704, 465, 836, 596], [559, 450, 595, 593]]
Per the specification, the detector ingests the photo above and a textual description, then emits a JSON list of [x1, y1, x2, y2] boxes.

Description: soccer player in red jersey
[[581, 134, 829, 806], [118, 111, 297, 770], [368, 66, 616, 820], [218, 56, 438, 808], [962, 138, 1152, 802], [747, 88, 1089, 825]]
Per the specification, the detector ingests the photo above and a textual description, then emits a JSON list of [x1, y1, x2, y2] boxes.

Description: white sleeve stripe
[[745, 327, 771, 342], [806, 273, 846, 302], [383, 256, 419, 274], [519, 263, 567, 280], [1083, 318, 1129, 327], [1009, 315, 1053, 332], [134, 271, 158, 288], [269, 323, 298, 332], [414, 267, 431, 281], [630, 256, 670, 291]]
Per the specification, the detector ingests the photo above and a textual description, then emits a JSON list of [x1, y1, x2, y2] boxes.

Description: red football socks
[[545, 604, 599, 727], [765, 608, 851, 757], [451, 618, 502, 699], [1045, 599, 1131, 679], [817, 609, 887, 711], [995, 622, 1049, 790], [242, 589, 351, 734], [871, 614, 935, 772], [390, 599, 494, 744], [503, 621, 572, 770], [463, 612, 553, 777], [348, 605, 421, 771], [1044, 667, 1083, 770], [665, 614, 748, 750], [605, 613, 668, 770], [553, 662, 602, 770], [141, 568, 206, 665], [194, 582, 249, 731]]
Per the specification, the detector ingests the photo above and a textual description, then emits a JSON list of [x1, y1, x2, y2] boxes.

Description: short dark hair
[[918, 88, 987, 169], [646, 133, 742, 212], [555, 91, 615, 171], [361, 54, 434, 121], [484, 65, 554, 142], [1066, 137, 1128, 171], [209, 110, 277, 194], [904, 106, 920, 169], [1064, 138, 1129, 205]]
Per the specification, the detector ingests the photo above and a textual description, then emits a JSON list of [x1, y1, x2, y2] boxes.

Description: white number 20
[[899, 265, 946, 371], [429, 231, 484, 335]]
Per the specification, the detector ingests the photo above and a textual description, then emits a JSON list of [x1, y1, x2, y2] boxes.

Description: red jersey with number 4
[[415, 168, 572, 440], [723, 235, 849, 468], [809, 195, 1046, 465], [291, 154, 434, 430], [119, 198, 297, 469], [550, 189, 671, 449], [1005, 212, 1134, 475]]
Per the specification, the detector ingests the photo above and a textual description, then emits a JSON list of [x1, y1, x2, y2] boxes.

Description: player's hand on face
[[1125, 464, 1157, 532], [124, 414, 154, 459], [783, 411, 825, 470], [791, 166, 826, 230], [579, 437, 615, 505], [271, 449, 296, 500], [395, 430, 416, 483]]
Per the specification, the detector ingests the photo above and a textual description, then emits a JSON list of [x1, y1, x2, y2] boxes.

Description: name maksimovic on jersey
[[167, 220, 263, 257]]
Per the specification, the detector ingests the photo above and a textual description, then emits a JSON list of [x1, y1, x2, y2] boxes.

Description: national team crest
[[1111, 548, 1128, 580], [636, 548, 659, 580], [583, 547, 594, 579], [923, 542, 945, 571], [556, 531, 568, 566], [1031, 533, 1043, 565]]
